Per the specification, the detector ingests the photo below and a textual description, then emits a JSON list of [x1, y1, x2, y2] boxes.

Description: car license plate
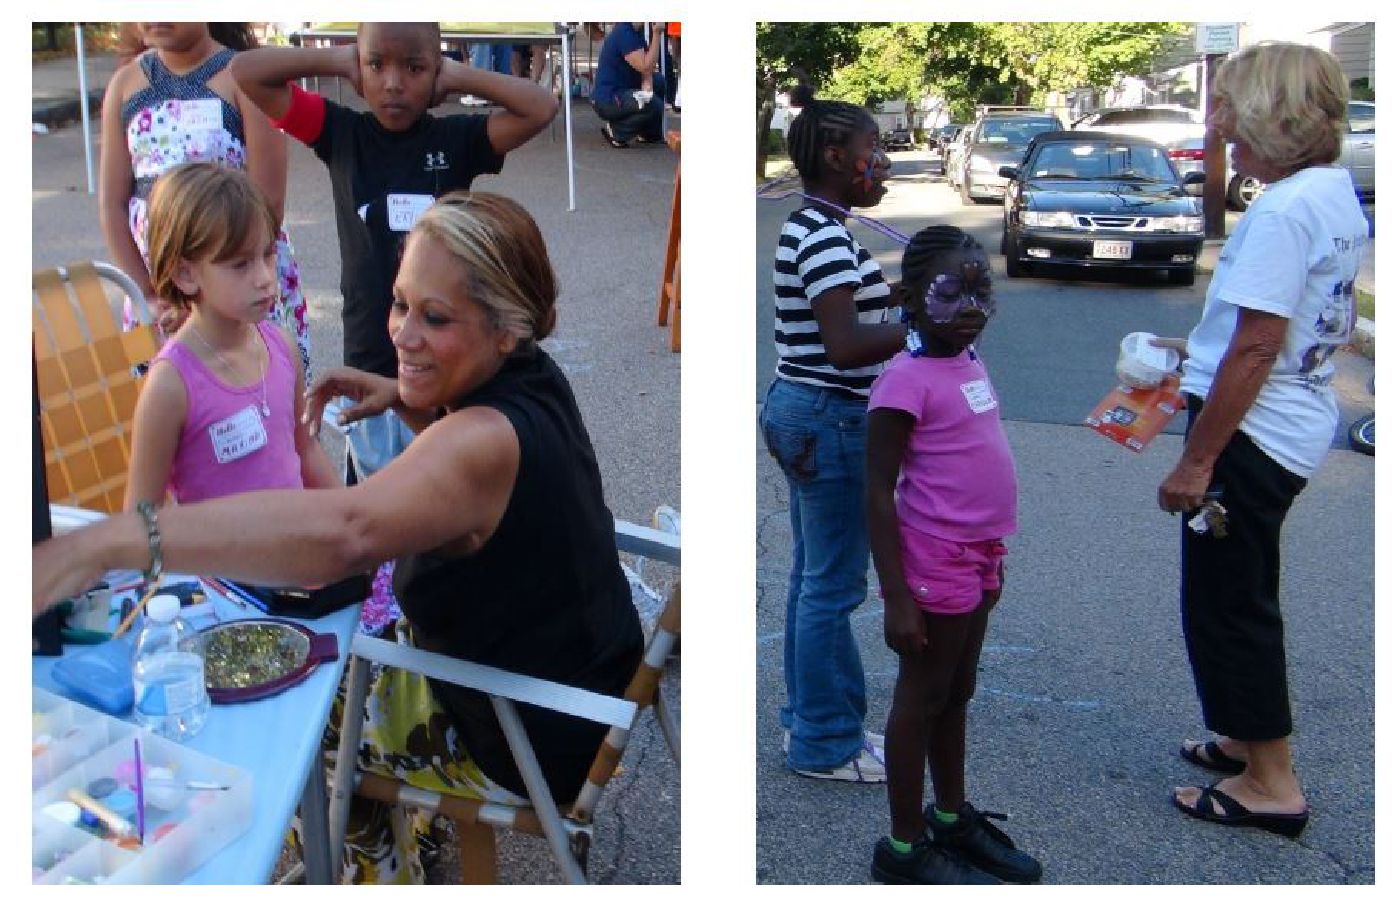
[[1093, 240, 1132, 260]]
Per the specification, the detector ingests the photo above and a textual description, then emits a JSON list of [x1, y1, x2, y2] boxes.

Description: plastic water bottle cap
[[146, 593, 181, 623]]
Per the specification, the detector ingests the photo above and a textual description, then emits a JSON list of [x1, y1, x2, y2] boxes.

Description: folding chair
[[32, 262, 156, 514], [324, 517, 681, 884]]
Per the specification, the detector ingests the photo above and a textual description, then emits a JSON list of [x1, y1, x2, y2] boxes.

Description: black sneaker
[[870, 837, 1000, 885], [601, 124, 628, 148], [926, 802, 1042, 884]]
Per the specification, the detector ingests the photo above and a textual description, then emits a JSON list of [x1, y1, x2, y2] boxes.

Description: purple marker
[[133, 739, 145, 844]]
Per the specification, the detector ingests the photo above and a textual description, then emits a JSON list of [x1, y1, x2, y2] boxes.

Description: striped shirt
[[773, 205, 892, 397]]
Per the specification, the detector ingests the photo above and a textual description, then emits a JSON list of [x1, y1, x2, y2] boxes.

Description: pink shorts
[[893, 528, 1007, 615]]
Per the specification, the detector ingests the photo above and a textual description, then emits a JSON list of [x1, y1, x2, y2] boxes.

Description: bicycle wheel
[[1348, 414, 1375, 456]]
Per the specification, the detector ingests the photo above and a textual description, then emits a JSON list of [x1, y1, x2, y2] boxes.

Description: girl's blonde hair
[[1212, 41, 1350, 173], [145, 163, 277, 308], [411, 192, 559, 342]]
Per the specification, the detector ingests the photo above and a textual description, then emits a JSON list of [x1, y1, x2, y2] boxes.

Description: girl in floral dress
[[99, 22, 311, 379]]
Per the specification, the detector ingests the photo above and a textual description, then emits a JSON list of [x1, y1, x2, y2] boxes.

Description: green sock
[[932, 807, 959, 825], [886, 836, 914, 854]]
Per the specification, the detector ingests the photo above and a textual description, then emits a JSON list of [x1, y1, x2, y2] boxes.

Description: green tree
[[755, 22, 863, 177], [756, 22, 1188, 172]]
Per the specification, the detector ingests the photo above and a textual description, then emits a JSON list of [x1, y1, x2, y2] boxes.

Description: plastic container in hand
[[131, 595, 209, 742], [1116, 332, 1181, 389]]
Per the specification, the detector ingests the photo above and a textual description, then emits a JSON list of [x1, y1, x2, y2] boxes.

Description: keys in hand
[[1187, 498, 1228, 538]]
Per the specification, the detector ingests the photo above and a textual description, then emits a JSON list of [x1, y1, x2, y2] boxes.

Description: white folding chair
[[324, 517, 680, 883]]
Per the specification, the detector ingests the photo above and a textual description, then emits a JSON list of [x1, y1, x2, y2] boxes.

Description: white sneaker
[[790, 741, 887, 783], [783, 728, 885, 755]]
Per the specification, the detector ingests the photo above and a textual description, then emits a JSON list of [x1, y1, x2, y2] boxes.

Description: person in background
[[590, 22, 666, 148], [99, 22, 312, 377], [1155, 41, 1368, 838], [231, 21, 556, 484]]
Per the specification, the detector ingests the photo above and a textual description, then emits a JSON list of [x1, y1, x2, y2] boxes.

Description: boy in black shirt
[[233, 22, 556, 476]]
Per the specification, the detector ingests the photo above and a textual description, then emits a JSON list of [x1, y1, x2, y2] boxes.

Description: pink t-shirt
[[868, 349, 1017, 542], [155, 320, 303, 503]]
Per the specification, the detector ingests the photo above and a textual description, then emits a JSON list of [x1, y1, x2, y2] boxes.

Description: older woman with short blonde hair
[[1154, 42, 1368, 837]]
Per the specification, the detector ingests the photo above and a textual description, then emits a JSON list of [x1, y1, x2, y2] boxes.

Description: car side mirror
[[998, 165, 1019, 180]]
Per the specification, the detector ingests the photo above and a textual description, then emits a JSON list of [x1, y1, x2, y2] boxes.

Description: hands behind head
[[431, 57, 455, 108], [341, 43, 364, 98], [302, 367, 401, 438]]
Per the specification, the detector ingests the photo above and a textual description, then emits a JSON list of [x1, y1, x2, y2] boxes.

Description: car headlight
[[1147, 215, 1204, 233], [970, 155, 996, 173], [1021, 210, 1076, 228]]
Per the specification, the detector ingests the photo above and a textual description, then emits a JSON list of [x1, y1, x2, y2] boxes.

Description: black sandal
[[1172, 783, 1309, 838], [1180, 739, 1247, 775]]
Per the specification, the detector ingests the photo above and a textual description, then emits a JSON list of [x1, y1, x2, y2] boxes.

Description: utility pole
[[1203, 52, 1226, 238]]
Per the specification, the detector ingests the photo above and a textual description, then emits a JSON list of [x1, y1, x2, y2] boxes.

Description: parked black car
[[929, 123, 964, 153], [882, 127, 914, 151], [999, 131, 1206, 285]]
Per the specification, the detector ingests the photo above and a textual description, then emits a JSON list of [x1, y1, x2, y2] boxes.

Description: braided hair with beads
[[900, 226, 985, 357]]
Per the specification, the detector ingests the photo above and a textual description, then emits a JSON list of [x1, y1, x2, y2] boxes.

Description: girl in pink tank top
[[124, 163, 337, 511]]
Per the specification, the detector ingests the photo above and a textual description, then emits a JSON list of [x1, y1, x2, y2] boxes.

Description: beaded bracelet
[[134, 500, 163, 583]]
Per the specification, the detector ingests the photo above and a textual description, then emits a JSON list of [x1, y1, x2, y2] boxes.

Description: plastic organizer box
[[32, 688, 253, 884]]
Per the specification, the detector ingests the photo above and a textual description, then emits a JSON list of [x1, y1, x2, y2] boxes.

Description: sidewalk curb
[[1197, 239, 1374, 361], [33, 88, 106, 130]]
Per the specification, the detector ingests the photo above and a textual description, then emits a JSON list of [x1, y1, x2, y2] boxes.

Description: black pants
[[1180, 396, 1307, 740], [592, 92, 664, 143]]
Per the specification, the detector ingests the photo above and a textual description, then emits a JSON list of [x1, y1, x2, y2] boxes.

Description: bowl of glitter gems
[[181, 619, 339, 704]]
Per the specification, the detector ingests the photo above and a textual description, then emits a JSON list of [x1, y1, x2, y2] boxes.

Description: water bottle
[[131, 593, 209, 741]]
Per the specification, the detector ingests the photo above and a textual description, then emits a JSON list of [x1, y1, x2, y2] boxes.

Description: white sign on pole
[[1196, 23, 1240, 55]]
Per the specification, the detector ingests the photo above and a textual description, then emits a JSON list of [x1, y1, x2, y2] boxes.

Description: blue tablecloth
[[33, 583, 360, 885]]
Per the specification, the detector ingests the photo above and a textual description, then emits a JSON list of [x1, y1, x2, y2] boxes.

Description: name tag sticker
[[209, 406, 268, 464], [178, 98, 223, 133], [387, 194, 434, 232], [961, 379, 998, 413]]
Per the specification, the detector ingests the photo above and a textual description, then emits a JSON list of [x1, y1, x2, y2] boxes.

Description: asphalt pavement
[[31, 49, 679, 885], [755, 149, 1375, 884]]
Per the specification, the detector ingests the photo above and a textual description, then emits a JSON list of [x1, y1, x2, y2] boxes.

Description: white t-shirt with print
[[1181, 166, 1368, 477]]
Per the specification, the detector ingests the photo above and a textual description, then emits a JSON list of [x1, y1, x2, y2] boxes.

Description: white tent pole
[[657, 23, 667, 135], [563, 24, 575, 212], [76, 23, 95, 194]]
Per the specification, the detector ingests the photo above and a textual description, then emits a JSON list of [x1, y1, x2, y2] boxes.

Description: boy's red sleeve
[[271, 84, 327, 144]]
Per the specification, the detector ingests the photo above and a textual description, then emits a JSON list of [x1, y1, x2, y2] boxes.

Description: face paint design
[[852, 147, 889, 192], [922, 261, 995, 323]]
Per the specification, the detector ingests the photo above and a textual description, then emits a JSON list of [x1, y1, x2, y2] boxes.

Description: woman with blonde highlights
[[1153, 42, 1368, 837], [34, 192, 643, 882]]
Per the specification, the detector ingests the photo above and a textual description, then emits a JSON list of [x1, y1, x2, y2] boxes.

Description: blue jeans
[[760, 378, 871, 770]]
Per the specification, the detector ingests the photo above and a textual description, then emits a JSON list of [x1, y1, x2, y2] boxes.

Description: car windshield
[[1028, 142, 1177, 182], [978, 118, 1058, 146]]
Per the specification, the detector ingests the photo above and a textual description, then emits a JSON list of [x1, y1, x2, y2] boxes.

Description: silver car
[[1071, 104, 1205, 147], [954, 113, 1062, 205], [1165, 100, 1374, 209]]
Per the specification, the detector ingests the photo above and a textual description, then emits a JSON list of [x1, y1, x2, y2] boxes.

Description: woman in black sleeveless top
[[35, 192, 644, 883]]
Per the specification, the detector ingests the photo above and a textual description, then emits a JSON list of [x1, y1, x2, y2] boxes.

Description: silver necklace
[[188, 324, 270, 417]]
